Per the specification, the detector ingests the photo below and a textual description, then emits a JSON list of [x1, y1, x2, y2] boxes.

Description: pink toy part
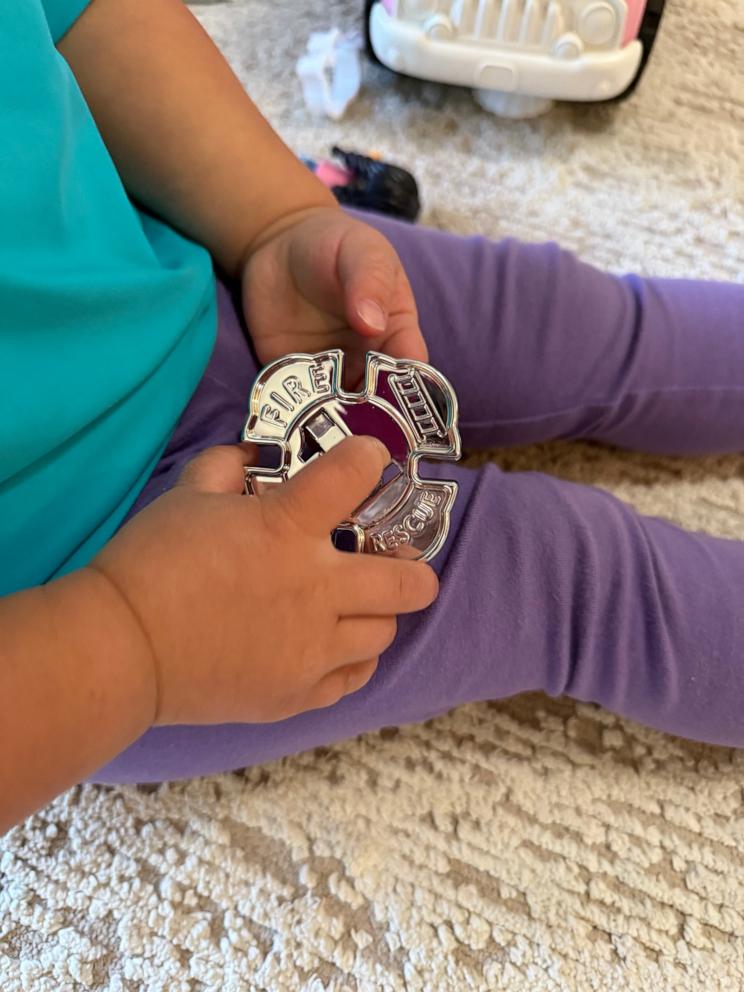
[[623, 0, 648, 45], [314, 160, 353, 187]]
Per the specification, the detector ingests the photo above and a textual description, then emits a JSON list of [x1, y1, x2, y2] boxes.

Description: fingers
[[176, 443, 257, 495], [335, 616, 398, 661], [307, 658, 379, 711], [338, 225, 398, 339], [337, 224, 428, 369], [338, 556, 439, 617], [293, 619, 393, 715], [378, 294, 429, 366], [274, 435, 390, 533]]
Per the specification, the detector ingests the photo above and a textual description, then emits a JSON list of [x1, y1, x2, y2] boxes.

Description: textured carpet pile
[[1, 1, 743, 989]]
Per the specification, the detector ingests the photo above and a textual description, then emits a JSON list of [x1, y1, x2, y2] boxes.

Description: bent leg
[[355, 212, 744, 455], [90, 458, 744, 785]]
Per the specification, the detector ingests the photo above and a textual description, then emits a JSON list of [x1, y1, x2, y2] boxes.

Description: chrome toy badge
[[242, 350, 461, 561]]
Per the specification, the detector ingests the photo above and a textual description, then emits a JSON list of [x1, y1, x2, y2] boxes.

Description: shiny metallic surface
[[242, 350, 461, 561]]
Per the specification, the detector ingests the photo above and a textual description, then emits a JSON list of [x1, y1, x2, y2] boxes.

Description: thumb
[[175, 442, 257, 495], [277, 435, 390, 534], [337, 225, 398, 339]]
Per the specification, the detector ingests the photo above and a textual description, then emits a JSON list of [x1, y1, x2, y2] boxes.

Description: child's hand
[[241, 206, 426, 387], [90, 436, 438, 727]]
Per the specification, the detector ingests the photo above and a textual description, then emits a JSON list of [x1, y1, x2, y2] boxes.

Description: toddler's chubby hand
[[90, 436, 438, 727], [241, 205, 426, 387]]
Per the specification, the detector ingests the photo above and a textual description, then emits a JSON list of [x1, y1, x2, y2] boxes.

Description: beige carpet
[[2, 1, 743, 989]]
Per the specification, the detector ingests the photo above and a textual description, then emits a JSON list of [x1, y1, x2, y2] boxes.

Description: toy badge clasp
[[242, 350, 461, 562]]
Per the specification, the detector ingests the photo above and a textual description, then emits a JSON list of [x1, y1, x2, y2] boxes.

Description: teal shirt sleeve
[[40, 0, 91, 42], [0, 3, 217, 595]]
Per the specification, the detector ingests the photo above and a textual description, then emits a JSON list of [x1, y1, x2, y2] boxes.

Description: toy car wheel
[[364, 0, 382, 64], [611, 0, 667, 100]]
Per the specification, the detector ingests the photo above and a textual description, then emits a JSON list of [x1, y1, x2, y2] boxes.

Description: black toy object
[[304, 145, 421, 222]]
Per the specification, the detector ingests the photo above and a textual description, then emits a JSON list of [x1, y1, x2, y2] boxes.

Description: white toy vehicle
[[365, 0, 665, 117]]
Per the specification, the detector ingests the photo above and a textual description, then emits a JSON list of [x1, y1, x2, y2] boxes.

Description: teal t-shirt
[[0, 1, 217, 596]]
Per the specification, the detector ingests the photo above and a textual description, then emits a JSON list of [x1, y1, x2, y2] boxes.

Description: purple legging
[[88, 214, 744, 784]]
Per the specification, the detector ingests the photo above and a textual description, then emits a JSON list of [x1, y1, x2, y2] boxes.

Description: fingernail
[[356, 299, 386, 332]]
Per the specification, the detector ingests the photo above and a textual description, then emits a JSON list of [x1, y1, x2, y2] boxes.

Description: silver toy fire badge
[[242, 350, 461, 561]]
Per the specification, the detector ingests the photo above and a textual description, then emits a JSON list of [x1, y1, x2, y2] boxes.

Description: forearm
[[59, 0, 337, 277], [0, 569, 156, 835]]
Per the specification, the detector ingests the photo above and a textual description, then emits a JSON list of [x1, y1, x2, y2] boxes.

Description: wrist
[[0, 568, 160, 832], [81, 564, 160, 733], [236, 197, 339, 278]]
